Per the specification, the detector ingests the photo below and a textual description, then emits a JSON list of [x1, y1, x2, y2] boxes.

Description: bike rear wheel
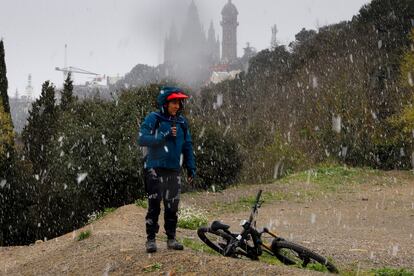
[[197, 227, 258, 259], [271, 239, 339, 273]]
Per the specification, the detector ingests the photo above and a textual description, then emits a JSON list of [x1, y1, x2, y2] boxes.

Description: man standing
[[138, 86, 196, 253]]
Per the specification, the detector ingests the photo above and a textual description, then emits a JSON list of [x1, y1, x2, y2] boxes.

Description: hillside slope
[[1, 167, 413, 275]]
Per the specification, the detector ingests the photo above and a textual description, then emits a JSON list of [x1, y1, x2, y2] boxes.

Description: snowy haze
[[0, 0, 370, 98]]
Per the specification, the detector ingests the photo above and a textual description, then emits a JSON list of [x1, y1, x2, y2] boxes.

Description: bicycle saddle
[[211, 220, 230, 231]]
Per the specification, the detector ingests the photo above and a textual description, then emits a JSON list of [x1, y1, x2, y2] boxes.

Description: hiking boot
[[146, 239, 157, 253], [167, 239, 184, 250]]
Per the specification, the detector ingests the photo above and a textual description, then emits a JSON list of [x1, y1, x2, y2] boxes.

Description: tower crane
[[55, 66, 99, 76], [55, 44, 105, 84], [55, 66, 105, 85]]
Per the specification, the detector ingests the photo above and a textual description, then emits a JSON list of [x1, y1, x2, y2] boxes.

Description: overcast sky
[[0, 0, 370, 98]]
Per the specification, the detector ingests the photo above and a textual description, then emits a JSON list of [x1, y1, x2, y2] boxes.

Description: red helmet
[[166, 92, 189, 101]]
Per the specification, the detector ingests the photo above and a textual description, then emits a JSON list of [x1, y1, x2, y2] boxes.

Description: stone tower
[[221, 0, 238, 63]]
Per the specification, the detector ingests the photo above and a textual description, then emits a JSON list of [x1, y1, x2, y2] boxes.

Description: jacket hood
[[157, 86, 188, 114]]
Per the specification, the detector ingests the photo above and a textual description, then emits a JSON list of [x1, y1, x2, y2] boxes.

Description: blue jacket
[[138, 87, 196, 177]]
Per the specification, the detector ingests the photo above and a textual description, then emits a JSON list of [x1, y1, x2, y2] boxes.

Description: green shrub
[[190, 122, 243, 190], [252, 132, 308, 182], [135, 198, 148, 208]]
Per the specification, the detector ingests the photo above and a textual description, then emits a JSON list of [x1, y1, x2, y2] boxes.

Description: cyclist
[[138, 86, 196, 253]]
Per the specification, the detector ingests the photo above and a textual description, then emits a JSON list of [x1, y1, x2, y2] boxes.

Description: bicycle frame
[[222, 189, 281, 259]]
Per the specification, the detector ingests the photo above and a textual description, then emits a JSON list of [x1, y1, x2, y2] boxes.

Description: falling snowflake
[[77, 173, 88, 184], [198, 126, 205, 138], [310, 213, 316, 224], [332, 115, 341, 133], [312, 76, 318, 88], [0, 179, 6, 189], [378, 40, 383, 49], [102, 134, 107, 145], [391, 245, 399, 257]]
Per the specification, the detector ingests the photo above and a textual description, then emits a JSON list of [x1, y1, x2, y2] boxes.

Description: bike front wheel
[[271, 239, 339, 274]]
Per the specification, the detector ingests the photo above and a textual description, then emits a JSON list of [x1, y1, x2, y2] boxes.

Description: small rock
[[35, 240, 43, 244]]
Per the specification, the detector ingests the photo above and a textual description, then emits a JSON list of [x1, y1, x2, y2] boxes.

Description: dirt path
[[0, 205, 314, 276], [1, 170, 413, 275]]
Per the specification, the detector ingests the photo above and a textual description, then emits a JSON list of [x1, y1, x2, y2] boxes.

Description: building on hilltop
[[159, 1, 255, 88], [221, 0, 238, 63], [163, 0, 220, 87]]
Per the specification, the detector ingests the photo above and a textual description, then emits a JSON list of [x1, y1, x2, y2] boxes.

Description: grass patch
[[279, 164, 380, 192], [77, 230, 91, 241], [337, 266, 414, 276], [305, 262, 330, 273], [372, 267, 414, 276], [211, 166, 375, 213], [259, 251, 283, 265], [177, 206, 208, 230], [142, 262, 162, 273], [282, 165, 362, 184], [135, 198, 148, 208]]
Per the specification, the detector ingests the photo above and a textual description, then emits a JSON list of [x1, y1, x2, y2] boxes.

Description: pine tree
[[22, 81, 57, 174], [400, 28, 414, 92], [0, 98, 14, 157], [60, 72, 75, 111], [0, 40, 14, 155], [0, 83, 17, 247], [0, 38, 15, 183], [0, 40, 11, 115]]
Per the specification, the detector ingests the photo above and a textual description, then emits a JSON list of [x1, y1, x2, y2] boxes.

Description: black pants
[[145, 168, 181, 240]]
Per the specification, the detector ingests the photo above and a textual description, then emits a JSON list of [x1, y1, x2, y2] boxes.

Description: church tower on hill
[[163, 0, 220, 85], [163, 0, 241, 86], [221, 0, 238, 63]]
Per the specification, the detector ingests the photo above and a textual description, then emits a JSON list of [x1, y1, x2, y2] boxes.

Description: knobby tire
[[271, 239, 339, 273]]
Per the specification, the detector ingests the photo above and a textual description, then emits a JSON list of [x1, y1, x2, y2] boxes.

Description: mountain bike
[[197, 190, 339, 273]]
